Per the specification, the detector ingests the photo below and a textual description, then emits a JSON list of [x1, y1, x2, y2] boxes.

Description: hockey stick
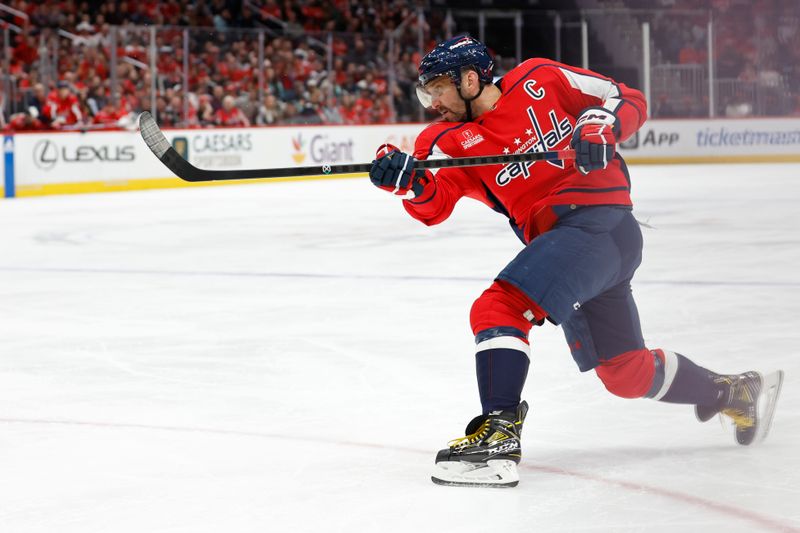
[[138, 111, 575, 183]]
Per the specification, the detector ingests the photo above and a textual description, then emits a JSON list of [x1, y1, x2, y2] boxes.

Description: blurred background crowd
[[0, 0, 796, 131]]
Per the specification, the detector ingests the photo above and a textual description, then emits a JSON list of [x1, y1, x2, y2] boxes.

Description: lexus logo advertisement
[[33, 140, 135, 171]]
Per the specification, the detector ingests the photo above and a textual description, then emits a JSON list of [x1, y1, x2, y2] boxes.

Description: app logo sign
[[620, 130, 679, 150], [619, 132, 639, 150]]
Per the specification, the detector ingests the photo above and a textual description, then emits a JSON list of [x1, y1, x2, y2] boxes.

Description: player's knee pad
[[469, 280, 547, 340], [595, 348, 659, 399]]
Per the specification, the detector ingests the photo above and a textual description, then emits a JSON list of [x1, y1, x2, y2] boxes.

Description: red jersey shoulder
[[498, 58, 558, 91], [413, 121, 468, 160]]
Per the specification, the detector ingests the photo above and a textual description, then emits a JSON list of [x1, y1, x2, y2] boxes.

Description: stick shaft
[[139, 112, 575, 182]]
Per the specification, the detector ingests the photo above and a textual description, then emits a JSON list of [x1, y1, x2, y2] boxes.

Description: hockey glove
[[570, 107, 619, 175], [369, 144, 427, 199]]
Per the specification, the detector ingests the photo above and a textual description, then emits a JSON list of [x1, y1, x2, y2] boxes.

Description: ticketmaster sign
[[618, 118, 800, 162]]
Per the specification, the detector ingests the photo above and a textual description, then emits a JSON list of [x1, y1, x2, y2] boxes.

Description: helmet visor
[[415, 76, 452, 109], [415, 83, 433, 109]]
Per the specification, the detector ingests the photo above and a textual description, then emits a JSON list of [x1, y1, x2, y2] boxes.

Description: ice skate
[[695, 370, 784, 445], [431, 401, 528, 488]]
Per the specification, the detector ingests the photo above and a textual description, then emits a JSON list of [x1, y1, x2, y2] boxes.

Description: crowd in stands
[[1, 0, 444, 131], [643, 0, 799, 116], [0, 0, 797, 131]]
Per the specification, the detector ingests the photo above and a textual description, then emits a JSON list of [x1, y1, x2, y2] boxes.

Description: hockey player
[[368, 35, 784, 488]]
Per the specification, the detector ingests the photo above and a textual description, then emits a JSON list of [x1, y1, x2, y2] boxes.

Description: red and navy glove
[[369, 144, 427, 199], [570, 107, 619, 175]]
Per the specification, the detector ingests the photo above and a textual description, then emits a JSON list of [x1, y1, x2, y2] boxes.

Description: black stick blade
[[139, 111, 207, 182], [139, 111, 171, 160]]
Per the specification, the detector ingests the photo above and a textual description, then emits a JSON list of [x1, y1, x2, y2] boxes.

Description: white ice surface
[[0, 163, 798, 533]]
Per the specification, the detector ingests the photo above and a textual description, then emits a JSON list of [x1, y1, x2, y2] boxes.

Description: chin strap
[[458, 81, 486, 122], [456, 71, 487, 122]]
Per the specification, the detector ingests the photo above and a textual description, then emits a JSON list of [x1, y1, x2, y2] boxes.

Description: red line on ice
[[2, 417, 797, 532]]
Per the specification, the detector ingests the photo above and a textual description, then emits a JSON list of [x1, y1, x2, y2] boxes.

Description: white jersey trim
[[475, 336, 530, 356], [652, 349, 680, 401], [558, 67, 622, 113], [427, 144, 452, 176]]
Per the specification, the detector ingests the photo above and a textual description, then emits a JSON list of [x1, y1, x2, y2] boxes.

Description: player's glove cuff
[[571, 107, 619, 175], [574, 107, 620, 137]]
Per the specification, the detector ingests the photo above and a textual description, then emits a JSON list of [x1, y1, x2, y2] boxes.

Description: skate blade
[[755, 370, 784, 443], [431, 459, 519, 488]]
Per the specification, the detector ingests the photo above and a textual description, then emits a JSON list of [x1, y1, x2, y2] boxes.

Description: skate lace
[[720, 375, 757, 429], [448, 419, 491, 449], [721, 408, 754, 429]]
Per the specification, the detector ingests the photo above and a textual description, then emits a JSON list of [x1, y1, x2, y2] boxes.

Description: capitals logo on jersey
[[495, 106, 573, 186]]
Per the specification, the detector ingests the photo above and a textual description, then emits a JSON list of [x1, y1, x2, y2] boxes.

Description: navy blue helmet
[[418, 35, 494, 89]]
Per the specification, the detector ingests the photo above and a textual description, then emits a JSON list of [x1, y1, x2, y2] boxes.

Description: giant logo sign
[[290, 133, 354, 165], [32, 139, 135, 171]]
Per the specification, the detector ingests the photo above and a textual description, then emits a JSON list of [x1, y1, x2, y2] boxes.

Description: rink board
[[2, 118, 799, 198]]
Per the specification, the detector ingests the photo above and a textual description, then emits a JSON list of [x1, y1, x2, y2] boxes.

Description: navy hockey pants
[[497, 205, 645, 372]]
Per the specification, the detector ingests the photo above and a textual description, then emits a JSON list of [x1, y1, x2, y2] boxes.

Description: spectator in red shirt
[[339, 92, 361, 124], [13, 34, 38, 65], [214, 95, 250, 127], [93, 101, 127, 128], [45, 81, 83, 128], [7, 109, 46, 132]]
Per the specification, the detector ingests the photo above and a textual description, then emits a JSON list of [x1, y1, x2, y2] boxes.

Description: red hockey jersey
[[45, 91, 82, 127], [214, 107, 250, 127], [405, 58, 647, 243]]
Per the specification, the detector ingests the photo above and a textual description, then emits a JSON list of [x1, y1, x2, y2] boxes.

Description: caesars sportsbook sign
[[167, 125, 425, 170]]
